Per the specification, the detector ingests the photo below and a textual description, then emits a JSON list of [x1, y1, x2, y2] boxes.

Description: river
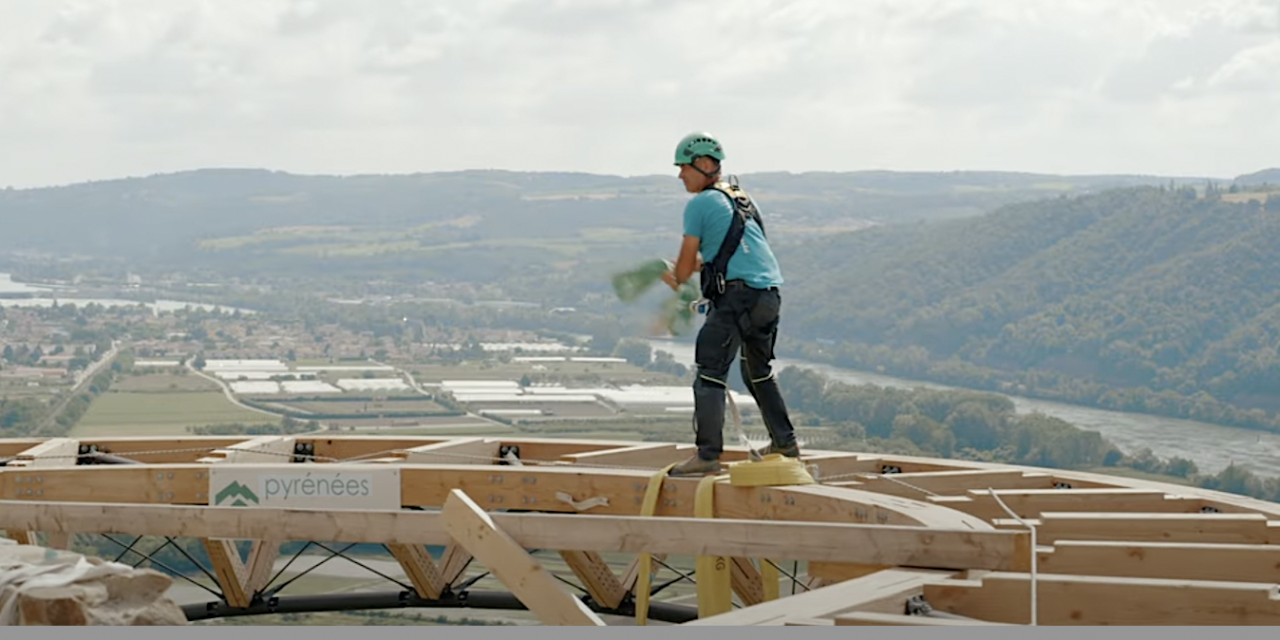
[[645, 338, 1280, 477]]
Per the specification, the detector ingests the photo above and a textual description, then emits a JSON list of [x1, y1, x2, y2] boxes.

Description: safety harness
[[698, 176, 766, 304]]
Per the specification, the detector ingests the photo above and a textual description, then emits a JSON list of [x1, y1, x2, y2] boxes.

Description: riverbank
[[645, 338, 1280, 477]]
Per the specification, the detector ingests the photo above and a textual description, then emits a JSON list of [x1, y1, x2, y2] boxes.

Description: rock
[[0, 540, 187, 626]]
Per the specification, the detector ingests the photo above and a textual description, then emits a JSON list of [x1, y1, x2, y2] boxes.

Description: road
[[32, 340, 120, 436], [185, 360, 287, 420]]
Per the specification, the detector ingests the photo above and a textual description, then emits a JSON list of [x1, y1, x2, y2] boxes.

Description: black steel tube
[[181, 589, 698, 624]]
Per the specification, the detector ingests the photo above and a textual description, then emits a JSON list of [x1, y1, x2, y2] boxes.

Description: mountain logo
[[214, 481, 259, 507]]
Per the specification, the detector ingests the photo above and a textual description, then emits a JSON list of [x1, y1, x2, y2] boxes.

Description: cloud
[[0, 0, 1276, 188]]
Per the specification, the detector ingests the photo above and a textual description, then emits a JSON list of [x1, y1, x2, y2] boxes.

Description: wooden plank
[[244, 539, 280, 596], [198, 436, 296, 464], [402, 438, 500, 465], [309, 438, 451, 462], [395, 465, 995, 530], [808, 562, 892, 584], [559, 550, 627, 609], [560, 444, 694, 468], [441, 489, 604, 626], [388, 544, 447, 599], [3, 530, 34, 545], [0, 439, 55, 457], [940, 488, 1197, 521], [1039, 540, 1280, 583], [924, 572, 1280, 625], [783, 618, 836, 626], [439, 544, 472, 585], [834, 611, 1013, 626], [203, 539, 250, 608], [4, 438, 77, 547], [0, 501, 1031, 572], [76, 437, 252, 463], [5, 438, 79, 468], [684, 568, 957, 626], [1033, 512, 1272, 545], [849, 470, 1057, 499], [729, 557, 765, 607]]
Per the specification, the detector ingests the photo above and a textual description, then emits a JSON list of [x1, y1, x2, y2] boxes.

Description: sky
[[1, 0, 1278, 188]]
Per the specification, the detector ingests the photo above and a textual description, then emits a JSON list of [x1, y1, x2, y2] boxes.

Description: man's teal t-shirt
[[682, 188, 784, 289]]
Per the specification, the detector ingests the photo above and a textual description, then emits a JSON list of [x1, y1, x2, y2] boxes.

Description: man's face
[[677, 160, 715, 193]]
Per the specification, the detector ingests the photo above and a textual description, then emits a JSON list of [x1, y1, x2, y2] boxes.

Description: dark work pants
[[691, 285, 798, 461]]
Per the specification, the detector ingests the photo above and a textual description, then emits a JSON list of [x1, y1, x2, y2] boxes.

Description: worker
[[661, 131, 801, 476]]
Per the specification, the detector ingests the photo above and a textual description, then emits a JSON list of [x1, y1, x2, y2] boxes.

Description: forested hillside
[[782, 184, 1280, 430]]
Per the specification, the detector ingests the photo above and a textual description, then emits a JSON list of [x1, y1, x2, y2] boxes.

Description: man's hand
[[661, 269, 679, 291]]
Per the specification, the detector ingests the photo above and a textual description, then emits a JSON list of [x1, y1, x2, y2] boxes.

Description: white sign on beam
[[208, 465, 402, 510]]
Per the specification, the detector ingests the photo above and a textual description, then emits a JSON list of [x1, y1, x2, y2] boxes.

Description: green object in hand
[[611, 258, 703, 336], [611, 258, 673, 302]]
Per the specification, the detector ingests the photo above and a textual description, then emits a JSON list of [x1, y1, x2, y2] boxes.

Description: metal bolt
[[167, 473, 174, 480]]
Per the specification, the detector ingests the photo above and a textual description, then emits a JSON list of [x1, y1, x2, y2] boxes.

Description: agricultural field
[[69, 391, 275, 437], [266, 398, 450, 416], [410, 360, 681, 386], [111, 372, 222, 393]]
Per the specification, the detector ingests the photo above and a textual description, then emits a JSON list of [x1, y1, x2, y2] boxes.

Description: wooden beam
[[684, 568, 958, 626], [203, 539, 250, 608], [401, 438, 500, 465], [848, 470, 1057, 499], [439, 544, 472, 585], [729, 557, 765, 607], [924, 572, 1280, 625], [808, 562, 892, 584], [388, 544, 447, 599], [938, 488, 1199, 521], [4, 438, 77, 548], [1039, 540, 1280, 583], [198, 436, 296, 464], [4, 438, 79, 468], [244, 539, 281, 596], [560, 443, 694, 468], [834, 611, 1013, 626], [3, 530, 34, 545], [559, 550, 627, 609], [441, 489, 604, 626], [77, 437, 252, 463], [1031, 512, 1273, 545], [0, 501, 1032, 572]]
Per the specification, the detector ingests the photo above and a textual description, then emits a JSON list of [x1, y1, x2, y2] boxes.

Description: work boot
[[668, 455, 723, 476], [759, 442, 801, 458]]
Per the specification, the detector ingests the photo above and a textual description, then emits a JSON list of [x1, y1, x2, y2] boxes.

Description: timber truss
[[3, 434, 1280, 625]]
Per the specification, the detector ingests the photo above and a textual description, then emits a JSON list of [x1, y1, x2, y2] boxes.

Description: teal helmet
[[673, 132, 725, 166]]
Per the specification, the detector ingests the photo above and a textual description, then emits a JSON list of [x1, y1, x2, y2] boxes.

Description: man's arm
[[662, 235, 701, 290]]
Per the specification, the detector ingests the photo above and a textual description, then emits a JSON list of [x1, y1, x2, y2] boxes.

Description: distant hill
[[1234, 168, 1280, 186], [780, 184, 1280, 429], [0, 167, 1210, 267]]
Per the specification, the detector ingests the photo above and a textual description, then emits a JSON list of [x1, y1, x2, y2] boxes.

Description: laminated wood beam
[[684, 568, 957, 626], [558, 550, 627, 609], [0, 501, 1031, 572], [439, 544, 472, 585], [1028, 512, 1273, 545], [924, 572, 1280, 625], [834, 611, 1013, 626], [401, 438, 500, 465], [203, 539, 250, 608], [388, 544, 447, 599], [560, 443, 694, 468], [1039, 540, 1280, 583], [441, 489, 604, 626]]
